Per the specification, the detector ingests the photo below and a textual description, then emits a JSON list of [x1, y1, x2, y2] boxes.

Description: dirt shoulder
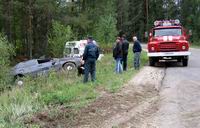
[[73, 67, 165, 128], [38, 67, 164, 128]]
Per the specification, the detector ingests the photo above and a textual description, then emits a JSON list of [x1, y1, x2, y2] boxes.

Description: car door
[[21, 60, 40, 76], [36, 59, 53, 75]]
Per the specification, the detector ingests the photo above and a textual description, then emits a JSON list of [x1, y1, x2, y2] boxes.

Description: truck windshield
[[154, 28, 182, 37]]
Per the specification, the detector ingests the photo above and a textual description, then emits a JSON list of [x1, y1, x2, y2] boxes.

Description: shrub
[[48, 21, 73, 57], [0, 33, 15, 92], [94, 14, 118, 45]]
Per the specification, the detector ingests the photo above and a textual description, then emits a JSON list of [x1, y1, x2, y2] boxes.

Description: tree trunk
[[27, 0, 33, 59], [2, 0, 13, 42]]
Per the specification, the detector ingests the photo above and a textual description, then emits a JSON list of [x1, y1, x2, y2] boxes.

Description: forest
[[0, 0, 200, 59]]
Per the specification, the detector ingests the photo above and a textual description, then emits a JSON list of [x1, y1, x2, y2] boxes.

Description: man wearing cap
[[83, 36, 100, 83], [132, 36, 142, 70]]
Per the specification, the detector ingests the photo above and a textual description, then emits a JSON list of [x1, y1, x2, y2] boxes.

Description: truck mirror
[[149, 32, 152, 37]]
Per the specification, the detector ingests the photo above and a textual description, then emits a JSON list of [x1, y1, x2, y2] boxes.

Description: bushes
[[94, 14, 118, 45], [92, 0, 118, 45], [48, 21, 74, 57], [0, 34, 14, 92]]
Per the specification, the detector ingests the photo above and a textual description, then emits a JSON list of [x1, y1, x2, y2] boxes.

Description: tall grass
[[0, 51, 148, 127], [0, 33, 15, 92], [0, 87, 42, 128]]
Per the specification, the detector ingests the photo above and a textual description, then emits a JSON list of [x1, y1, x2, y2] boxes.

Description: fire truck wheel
[[149, 57, 155, 66], [182, 58, 188, 67]]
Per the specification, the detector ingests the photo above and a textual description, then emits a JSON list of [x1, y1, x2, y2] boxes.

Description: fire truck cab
[[147, 19, 191, 66]]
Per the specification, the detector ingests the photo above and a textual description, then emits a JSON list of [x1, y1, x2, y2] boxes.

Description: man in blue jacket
[[83, 36, 99, 83], [132, 36, 142, 70]]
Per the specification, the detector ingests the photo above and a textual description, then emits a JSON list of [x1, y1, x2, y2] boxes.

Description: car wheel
[[15, 74, 24, 86], [62, 62, 77, 75]]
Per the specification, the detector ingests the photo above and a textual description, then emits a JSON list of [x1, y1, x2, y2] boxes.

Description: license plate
[[164, 52, 174, 55]]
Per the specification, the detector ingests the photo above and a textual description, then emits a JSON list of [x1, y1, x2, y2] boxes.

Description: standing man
[[132, 36, 142, 70], [113, 37, 123, 73], [121, 35, 129, 71], [83, 36, 99, 83]]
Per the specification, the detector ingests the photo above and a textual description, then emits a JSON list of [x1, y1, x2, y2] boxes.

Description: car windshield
[[154, 28, 182, 37], [37, 59, 51, 64]]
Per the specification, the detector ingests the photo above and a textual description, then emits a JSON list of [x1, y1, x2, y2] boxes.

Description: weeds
[[0, 33, 15, 92], [0, 51, 148, 127]]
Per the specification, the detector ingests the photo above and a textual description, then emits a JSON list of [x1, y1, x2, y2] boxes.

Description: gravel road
[[146, 48, 200, 128]]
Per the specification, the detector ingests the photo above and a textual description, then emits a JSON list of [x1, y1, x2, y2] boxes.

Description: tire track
[[75, 67, 165, 128]]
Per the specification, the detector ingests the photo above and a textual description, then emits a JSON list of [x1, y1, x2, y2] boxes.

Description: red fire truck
[[147, 19, 191, 66]]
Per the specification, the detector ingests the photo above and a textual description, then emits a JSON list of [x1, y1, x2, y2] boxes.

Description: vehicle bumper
[[147, 51, 191, 57]]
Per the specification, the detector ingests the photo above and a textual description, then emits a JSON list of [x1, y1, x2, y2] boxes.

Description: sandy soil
[[27, 48, 200, 128], [75, 67, 165, 128]]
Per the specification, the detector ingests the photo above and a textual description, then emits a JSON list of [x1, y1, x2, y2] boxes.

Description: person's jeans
[[134, 52, 141, 69], [115, 58, 123, 73], [84, 60, 96, 83]]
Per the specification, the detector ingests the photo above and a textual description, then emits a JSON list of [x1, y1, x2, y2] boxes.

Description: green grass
[[96, 51, 147, 92], [0, 51, 148, 127], [191, 44, 200, 48], [190, 42, 200, 48]]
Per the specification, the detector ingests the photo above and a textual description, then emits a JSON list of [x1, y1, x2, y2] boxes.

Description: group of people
[[82, 35, 142, 83], [113, 35, 142, 73]]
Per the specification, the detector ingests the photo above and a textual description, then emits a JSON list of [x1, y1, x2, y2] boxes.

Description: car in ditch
[[11, 57, 83, 79]]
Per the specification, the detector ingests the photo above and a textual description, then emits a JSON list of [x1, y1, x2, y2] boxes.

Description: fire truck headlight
[[182, 45, 186, 50], [151, 46, 155, 51]]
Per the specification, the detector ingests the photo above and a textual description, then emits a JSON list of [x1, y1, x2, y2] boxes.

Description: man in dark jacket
[[132, 36, 142, 70], [121, 35, 129, 71], [113, 37, 123, 73], [83, 36, 99, 83]]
